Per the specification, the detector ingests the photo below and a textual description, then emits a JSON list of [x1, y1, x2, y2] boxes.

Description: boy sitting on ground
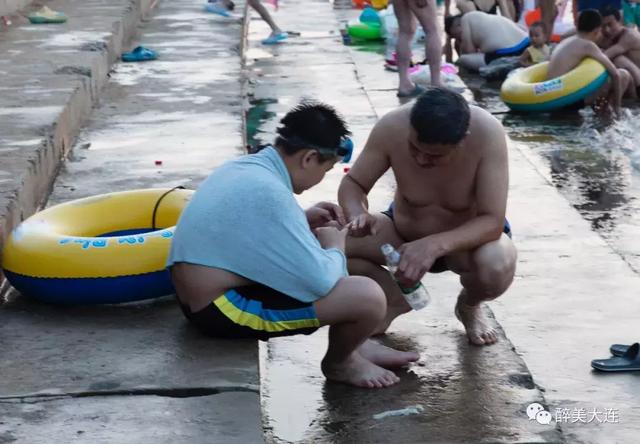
[[167, 101, 418, 389], [519, 21, 551, 66], [547, 9, 632, 115]]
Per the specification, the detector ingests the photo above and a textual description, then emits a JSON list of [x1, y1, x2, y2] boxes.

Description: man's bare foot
[[455, 297, 498, 346], [358, 339, 419, 369], [321, 352, 400, 388]]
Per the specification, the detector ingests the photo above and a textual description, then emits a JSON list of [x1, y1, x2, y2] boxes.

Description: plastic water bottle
[[380, 244, 430, 311]]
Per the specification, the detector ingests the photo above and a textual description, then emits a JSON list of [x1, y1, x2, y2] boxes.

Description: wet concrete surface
[[248, 2, 559, 443], [1, 0, 262, 442], [47, 0, 245, 202], [0, 391, 260, 443]]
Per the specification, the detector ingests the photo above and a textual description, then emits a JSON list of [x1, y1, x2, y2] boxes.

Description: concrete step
[[0, 0, 154, 293]]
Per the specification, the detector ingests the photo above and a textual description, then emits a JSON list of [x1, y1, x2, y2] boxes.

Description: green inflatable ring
[[347, 22, 382, 40]]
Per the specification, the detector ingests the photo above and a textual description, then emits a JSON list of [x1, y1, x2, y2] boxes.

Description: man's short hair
[[444, 14, 462, 36], [275, 100, 351, 161], [601, 5, 621, 21], [529, 20, 548, 35], [577, 9, 603, 33], [410, 87, 470, 145]]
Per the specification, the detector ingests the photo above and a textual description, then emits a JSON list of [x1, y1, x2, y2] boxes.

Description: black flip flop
[[592, 343, 640, 372], [610, 343, 637, 357]]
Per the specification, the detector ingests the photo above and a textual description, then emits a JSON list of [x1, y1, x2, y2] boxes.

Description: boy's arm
[[519, 49, 532, 66], [586, 42, 622, 113]]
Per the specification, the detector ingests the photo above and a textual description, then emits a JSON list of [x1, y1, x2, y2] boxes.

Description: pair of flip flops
[[121, 46, 158, 62], [591, 343, 640, 372], [28, 6, 67, 24]]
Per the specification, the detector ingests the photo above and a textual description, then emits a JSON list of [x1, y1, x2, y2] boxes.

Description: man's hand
[[347, 213, 379, 238], [314, 226, 348, 251], [306, 202, 346, 230], [396, 238, 442, 287]]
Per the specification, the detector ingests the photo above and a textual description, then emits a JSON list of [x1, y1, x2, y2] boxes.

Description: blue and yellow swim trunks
[[178, 284, 320, 341]]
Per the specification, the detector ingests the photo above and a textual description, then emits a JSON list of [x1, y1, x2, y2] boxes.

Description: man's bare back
[[462, 11, 527, 53]]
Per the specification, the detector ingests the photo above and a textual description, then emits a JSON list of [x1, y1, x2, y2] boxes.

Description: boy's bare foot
[[455, 296, 498, 346], [358, 339, 419, 369], [322, 353, 400, 388]]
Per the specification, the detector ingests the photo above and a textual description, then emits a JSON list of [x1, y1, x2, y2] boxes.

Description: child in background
[[520, 21, 551, 66]]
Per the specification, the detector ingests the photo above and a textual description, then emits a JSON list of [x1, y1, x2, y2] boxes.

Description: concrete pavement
[[1, 0, 262, 442]]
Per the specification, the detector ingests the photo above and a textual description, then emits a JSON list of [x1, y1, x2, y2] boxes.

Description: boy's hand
[[306, 202, 346, 229], [314, 226, 348, 251]]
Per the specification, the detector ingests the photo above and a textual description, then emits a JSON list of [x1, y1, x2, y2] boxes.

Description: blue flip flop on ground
[[204, 3, 231, 17], [262, 32, 288, 45], [592, 343, 640, 372], [121, 46, 158, 62]]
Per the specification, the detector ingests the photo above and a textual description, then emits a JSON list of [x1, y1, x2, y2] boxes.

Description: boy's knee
[[347, 276, 387, 318]]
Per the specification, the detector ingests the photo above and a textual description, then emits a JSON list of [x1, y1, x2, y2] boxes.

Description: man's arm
[[604, 41, 629, 60], [460, 16, 476, 54], [338, 116, 392, 221], [429, 112, 508, 255]]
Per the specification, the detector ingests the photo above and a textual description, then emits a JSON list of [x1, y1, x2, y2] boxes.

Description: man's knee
[[473, 256, 516, 297]]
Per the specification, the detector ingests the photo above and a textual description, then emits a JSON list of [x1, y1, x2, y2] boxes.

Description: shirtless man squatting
[[339, 87, 518, 346]]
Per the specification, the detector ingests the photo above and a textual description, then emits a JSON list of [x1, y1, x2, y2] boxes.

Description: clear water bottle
[[380, 244, 431, 311]]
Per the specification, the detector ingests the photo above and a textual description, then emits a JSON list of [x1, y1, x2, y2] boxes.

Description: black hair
[[410, 87, 470, 145], [529, 20, 548, 36], [444, 14, 462, 36], [275, 100, 351, 162], [577, 9, 602, 33], [601, 5, 621, 21]]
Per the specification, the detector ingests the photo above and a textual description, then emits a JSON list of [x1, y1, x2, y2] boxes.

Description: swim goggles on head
[[277, 134, 354, 163]]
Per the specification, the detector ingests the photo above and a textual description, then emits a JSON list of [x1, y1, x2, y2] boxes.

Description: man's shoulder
[[373, 107, 409, 139], [468, 106, 505, 148]]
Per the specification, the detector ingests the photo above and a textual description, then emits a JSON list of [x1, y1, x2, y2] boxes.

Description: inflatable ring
[[347, 22, 382, 40], [2, 188, 193, 304], [500, 58, 608, 112]]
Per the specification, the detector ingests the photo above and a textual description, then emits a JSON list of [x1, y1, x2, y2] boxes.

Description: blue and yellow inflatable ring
[[1, 188, 193, 305], [500, 58, 609, 112]]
